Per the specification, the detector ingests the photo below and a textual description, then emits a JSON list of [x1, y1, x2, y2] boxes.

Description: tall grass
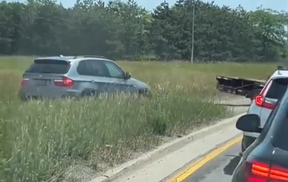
[[0, 57, 276, 182]]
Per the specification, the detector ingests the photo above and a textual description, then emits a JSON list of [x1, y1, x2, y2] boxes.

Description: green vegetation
[[0, 57, 276, 182], [0, 0, 287, 61]]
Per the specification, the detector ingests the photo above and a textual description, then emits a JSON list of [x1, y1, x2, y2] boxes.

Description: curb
[[89, 113, 245, 182]]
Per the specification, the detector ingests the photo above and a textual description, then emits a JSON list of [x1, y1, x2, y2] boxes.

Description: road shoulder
[[90, 113, 245, 182]]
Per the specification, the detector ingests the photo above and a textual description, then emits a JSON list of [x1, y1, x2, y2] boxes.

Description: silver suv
[[242, 67, 288, 152], [19, 55, 150, 100]]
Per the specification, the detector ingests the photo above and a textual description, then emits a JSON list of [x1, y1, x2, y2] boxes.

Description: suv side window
[[104, 61, 124, 78], [77, 61, 88, 75], [77, 60, 110, 77]]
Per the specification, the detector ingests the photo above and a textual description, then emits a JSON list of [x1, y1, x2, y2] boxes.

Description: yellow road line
[[167, 136, 242, 182]]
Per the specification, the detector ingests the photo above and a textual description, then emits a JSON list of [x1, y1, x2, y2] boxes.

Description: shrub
[[0, 58, 275, 182]]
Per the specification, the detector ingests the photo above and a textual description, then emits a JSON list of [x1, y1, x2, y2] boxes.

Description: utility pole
[[190, 2, 195, 63]]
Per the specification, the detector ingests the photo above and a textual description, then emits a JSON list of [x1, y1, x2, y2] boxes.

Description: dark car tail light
[[255, 80, 275, 110], [246, 159, 288, 182], [21, 78, 29, 85], [54, 77, 74, 87]]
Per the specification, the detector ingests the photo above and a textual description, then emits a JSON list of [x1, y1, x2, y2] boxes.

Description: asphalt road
[[182, 143, 241, 182]]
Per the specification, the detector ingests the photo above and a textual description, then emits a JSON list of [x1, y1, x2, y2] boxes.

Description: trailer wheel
[[247, 89, 262, 101]]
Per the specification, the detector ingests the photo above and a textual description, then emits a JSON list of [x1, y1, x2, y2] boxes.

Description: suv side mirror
[[236, 114, 261, 133], [124, 72, 131, 79]]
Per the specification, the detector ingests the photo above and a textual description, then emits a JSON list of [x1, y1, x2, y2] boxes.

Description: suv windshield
[[25, 59, 70, 74], [266, 78, 288, 99]]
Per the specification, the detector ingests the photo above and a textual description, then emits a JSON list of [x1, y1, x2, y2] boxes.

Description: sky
[[124, 0, 287, 11], [8, 0, 287, 11], [52, 0, 287, 11]]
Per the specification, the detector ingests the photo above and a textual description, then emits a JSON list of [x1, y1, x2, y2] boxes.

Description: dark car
[[232, 89, 288, 182]]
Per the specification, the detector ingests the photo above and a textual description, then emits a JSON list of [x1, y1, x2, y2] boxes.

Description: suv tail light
[[54, 77, 74, 87], [246, 160, 288, 182], [255, 80, 275, 109], [21, 78, 29, 85]]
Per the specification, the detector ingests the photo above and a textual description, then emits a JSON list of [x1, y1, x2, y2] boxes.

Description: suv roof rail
[[73, 55, 106, 59], [276, 65, 288, 75], [277, 65, 288, 70]]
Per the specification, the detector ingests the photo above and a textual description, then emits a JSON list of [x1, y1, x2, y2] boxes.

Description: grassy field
[[0, 56, 276, 182]]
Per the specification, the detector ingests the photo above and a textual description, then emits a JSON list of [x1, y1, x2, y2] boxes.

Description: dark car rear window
[[25, 59, 70, 74], [266, 78, 288, 99]]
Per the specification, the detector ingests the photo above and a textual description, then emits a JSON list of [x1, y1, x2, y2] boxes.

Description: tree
[[249, 7, 288, 61], [0, 0, 286, 62]]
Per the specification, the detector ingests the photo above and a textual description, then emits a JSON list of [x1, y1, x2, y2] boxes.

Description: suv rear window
[[25, 59, 70, 74], [266, 78, 288, 99]]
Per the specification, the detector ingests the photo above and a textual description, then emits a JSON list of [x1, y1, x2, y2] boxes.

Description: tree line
[[0, 0, 288, 62]]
